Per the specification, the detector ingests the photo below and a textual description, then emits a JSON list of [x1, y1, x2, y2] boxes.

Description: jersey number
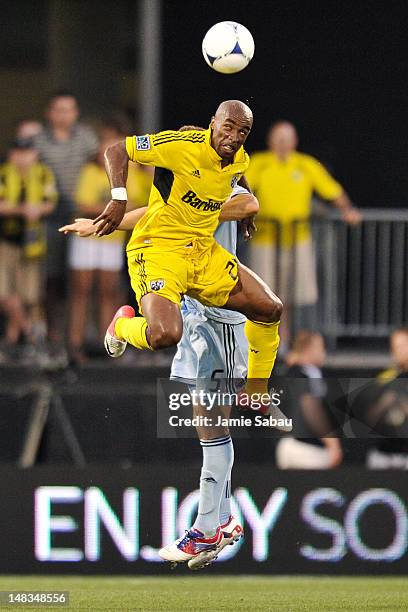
[[225, 259, 238, 281]]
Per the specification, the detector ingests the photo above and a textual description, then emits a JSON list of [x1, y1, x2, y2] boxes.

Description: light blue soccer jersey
[[183, 186, 247, 324]]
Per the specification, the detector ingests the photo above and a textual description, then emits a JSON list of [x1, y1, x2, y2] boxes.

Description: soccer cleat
[[219, 515, 244, 548], [104, 305, 135, 358], [159, 527, 223, 564], [188, 516, 244, 570]]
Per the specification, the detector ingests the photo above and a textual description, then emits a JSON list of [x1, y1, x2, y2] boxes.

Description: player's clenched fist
[[93, 199, 127, 236]]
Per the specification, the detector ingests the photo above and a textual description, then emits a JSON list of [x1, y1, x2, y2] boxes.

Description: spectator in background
[[361, 328, 408, 469], [67, 137, 152, 363], [33, 91, 98, 357], [275, 330, 343, 469], [0, 140, 57, 360], [377, 328, 408, 384], [246, 121, 361, 350], [98, 113, 133, 142], [15, 120, 43, 145]]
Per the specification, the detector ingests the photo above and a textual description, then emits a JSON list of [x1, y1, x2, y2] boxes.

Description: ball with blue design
[[202, 21, 255, 74]]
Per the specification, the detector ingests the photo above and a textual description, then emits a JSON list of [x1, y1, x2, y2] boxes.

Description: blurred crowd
[[1, 93, 407, 469], [0, 93, 365, 367], [0, 91, 153, 366]]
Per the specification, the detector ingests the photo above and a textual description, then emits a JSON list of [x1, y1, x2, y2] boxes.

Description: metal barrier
[[251, 209, 408, 343]]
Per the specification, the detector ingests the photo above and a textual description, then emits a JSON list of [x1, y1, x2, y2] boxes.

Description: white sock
[[193, 436, 234, 537], [219, 471, 232, 526]]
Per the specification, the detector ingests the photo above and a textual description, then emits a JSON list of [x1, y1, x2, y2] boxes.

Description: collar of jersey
[[270, 151, 297, 165], [204, 128, 243, 168]]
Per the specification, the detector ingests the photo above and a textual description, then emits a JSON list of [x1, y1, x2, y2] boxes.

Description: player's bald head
[[214, 100, 253, 126], [210, 100, 252, 161]]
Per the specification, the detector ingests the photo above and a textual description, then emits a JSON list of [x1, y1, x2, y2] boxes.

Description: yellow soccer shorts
[[127, 239, 238, 311]]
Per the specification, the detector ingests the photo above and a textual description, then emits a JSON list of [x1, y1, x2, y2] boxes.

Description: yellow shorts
[[127, 238, 238, 309]]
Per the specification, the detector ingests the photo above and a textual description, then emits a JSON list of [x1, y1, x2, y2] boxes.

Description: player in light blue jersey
[[163, 185, 251, 569]]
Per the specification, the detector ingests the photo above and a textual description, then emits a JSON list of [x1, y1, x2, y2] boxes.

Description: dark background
[[161, 0, 408, 208], [0, 1, 406, 208]]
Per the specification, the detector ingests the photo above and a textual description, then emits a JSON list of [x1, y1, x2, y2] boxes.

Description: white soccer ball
[[202, 21, 255, 74]]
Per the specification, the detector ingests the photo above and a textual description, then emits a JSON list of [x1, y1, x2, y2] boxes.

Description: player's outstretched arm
[[219, 193, 259, 221], [58, 206, 147, 238], [59, 218, 98, 237], [117, 207, 147, 230], [93, 140, 129, 236], [59, 207, 148, 236]]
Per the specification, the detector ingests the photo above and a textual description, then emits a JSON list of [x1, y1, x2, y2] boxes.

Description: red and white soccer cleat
[[159, 527, 223, 565], [104, 305, 135, 358], [219, 515, 244, 548], [188, 516, 244, 570]]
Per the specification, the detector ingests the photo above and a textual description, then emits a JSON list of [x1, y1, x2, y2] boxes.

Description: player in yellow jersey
[[95, 100, 282, 398]]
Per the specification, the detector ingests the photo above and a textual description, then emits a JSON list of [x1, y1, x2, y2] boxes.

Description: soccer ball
[[202, 21, 255, 74]]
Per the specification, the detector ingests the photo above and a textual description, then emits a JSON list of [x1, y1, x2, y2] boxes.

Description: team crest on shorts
[[231, 175, 239, 188], [136, 135, 151, 150], [150, 279, 165, 291]]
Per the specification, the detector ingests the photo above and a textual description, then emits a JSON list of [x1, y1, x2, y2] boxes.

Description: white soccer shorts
[[68, 235, 124, 272], [170, 310, 248, 395]]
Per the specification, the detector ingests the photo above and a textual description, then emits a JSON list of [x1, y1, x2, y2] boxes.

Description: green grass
[[0, 576, 407, 611]]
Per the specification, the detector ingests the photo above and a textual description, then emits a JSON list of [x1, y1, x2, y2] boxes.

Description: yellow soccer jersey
[[125, 128, 249, 252], [246, 151, 342, 246]]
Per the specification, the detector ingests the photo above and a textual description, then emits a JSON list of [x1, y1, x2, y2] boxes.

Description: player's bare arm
[[219, 192, 259, 221], [234, 176, 256, 239], [59, 206, 148, 237], [93, 140, 129, 236], [62, 190, 257, 236]]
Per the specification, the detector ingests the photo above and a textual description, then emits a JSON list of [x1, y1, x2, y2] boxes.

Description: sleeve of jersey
[[306, 157, 343, 200], [125, 131, 183, 169]]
